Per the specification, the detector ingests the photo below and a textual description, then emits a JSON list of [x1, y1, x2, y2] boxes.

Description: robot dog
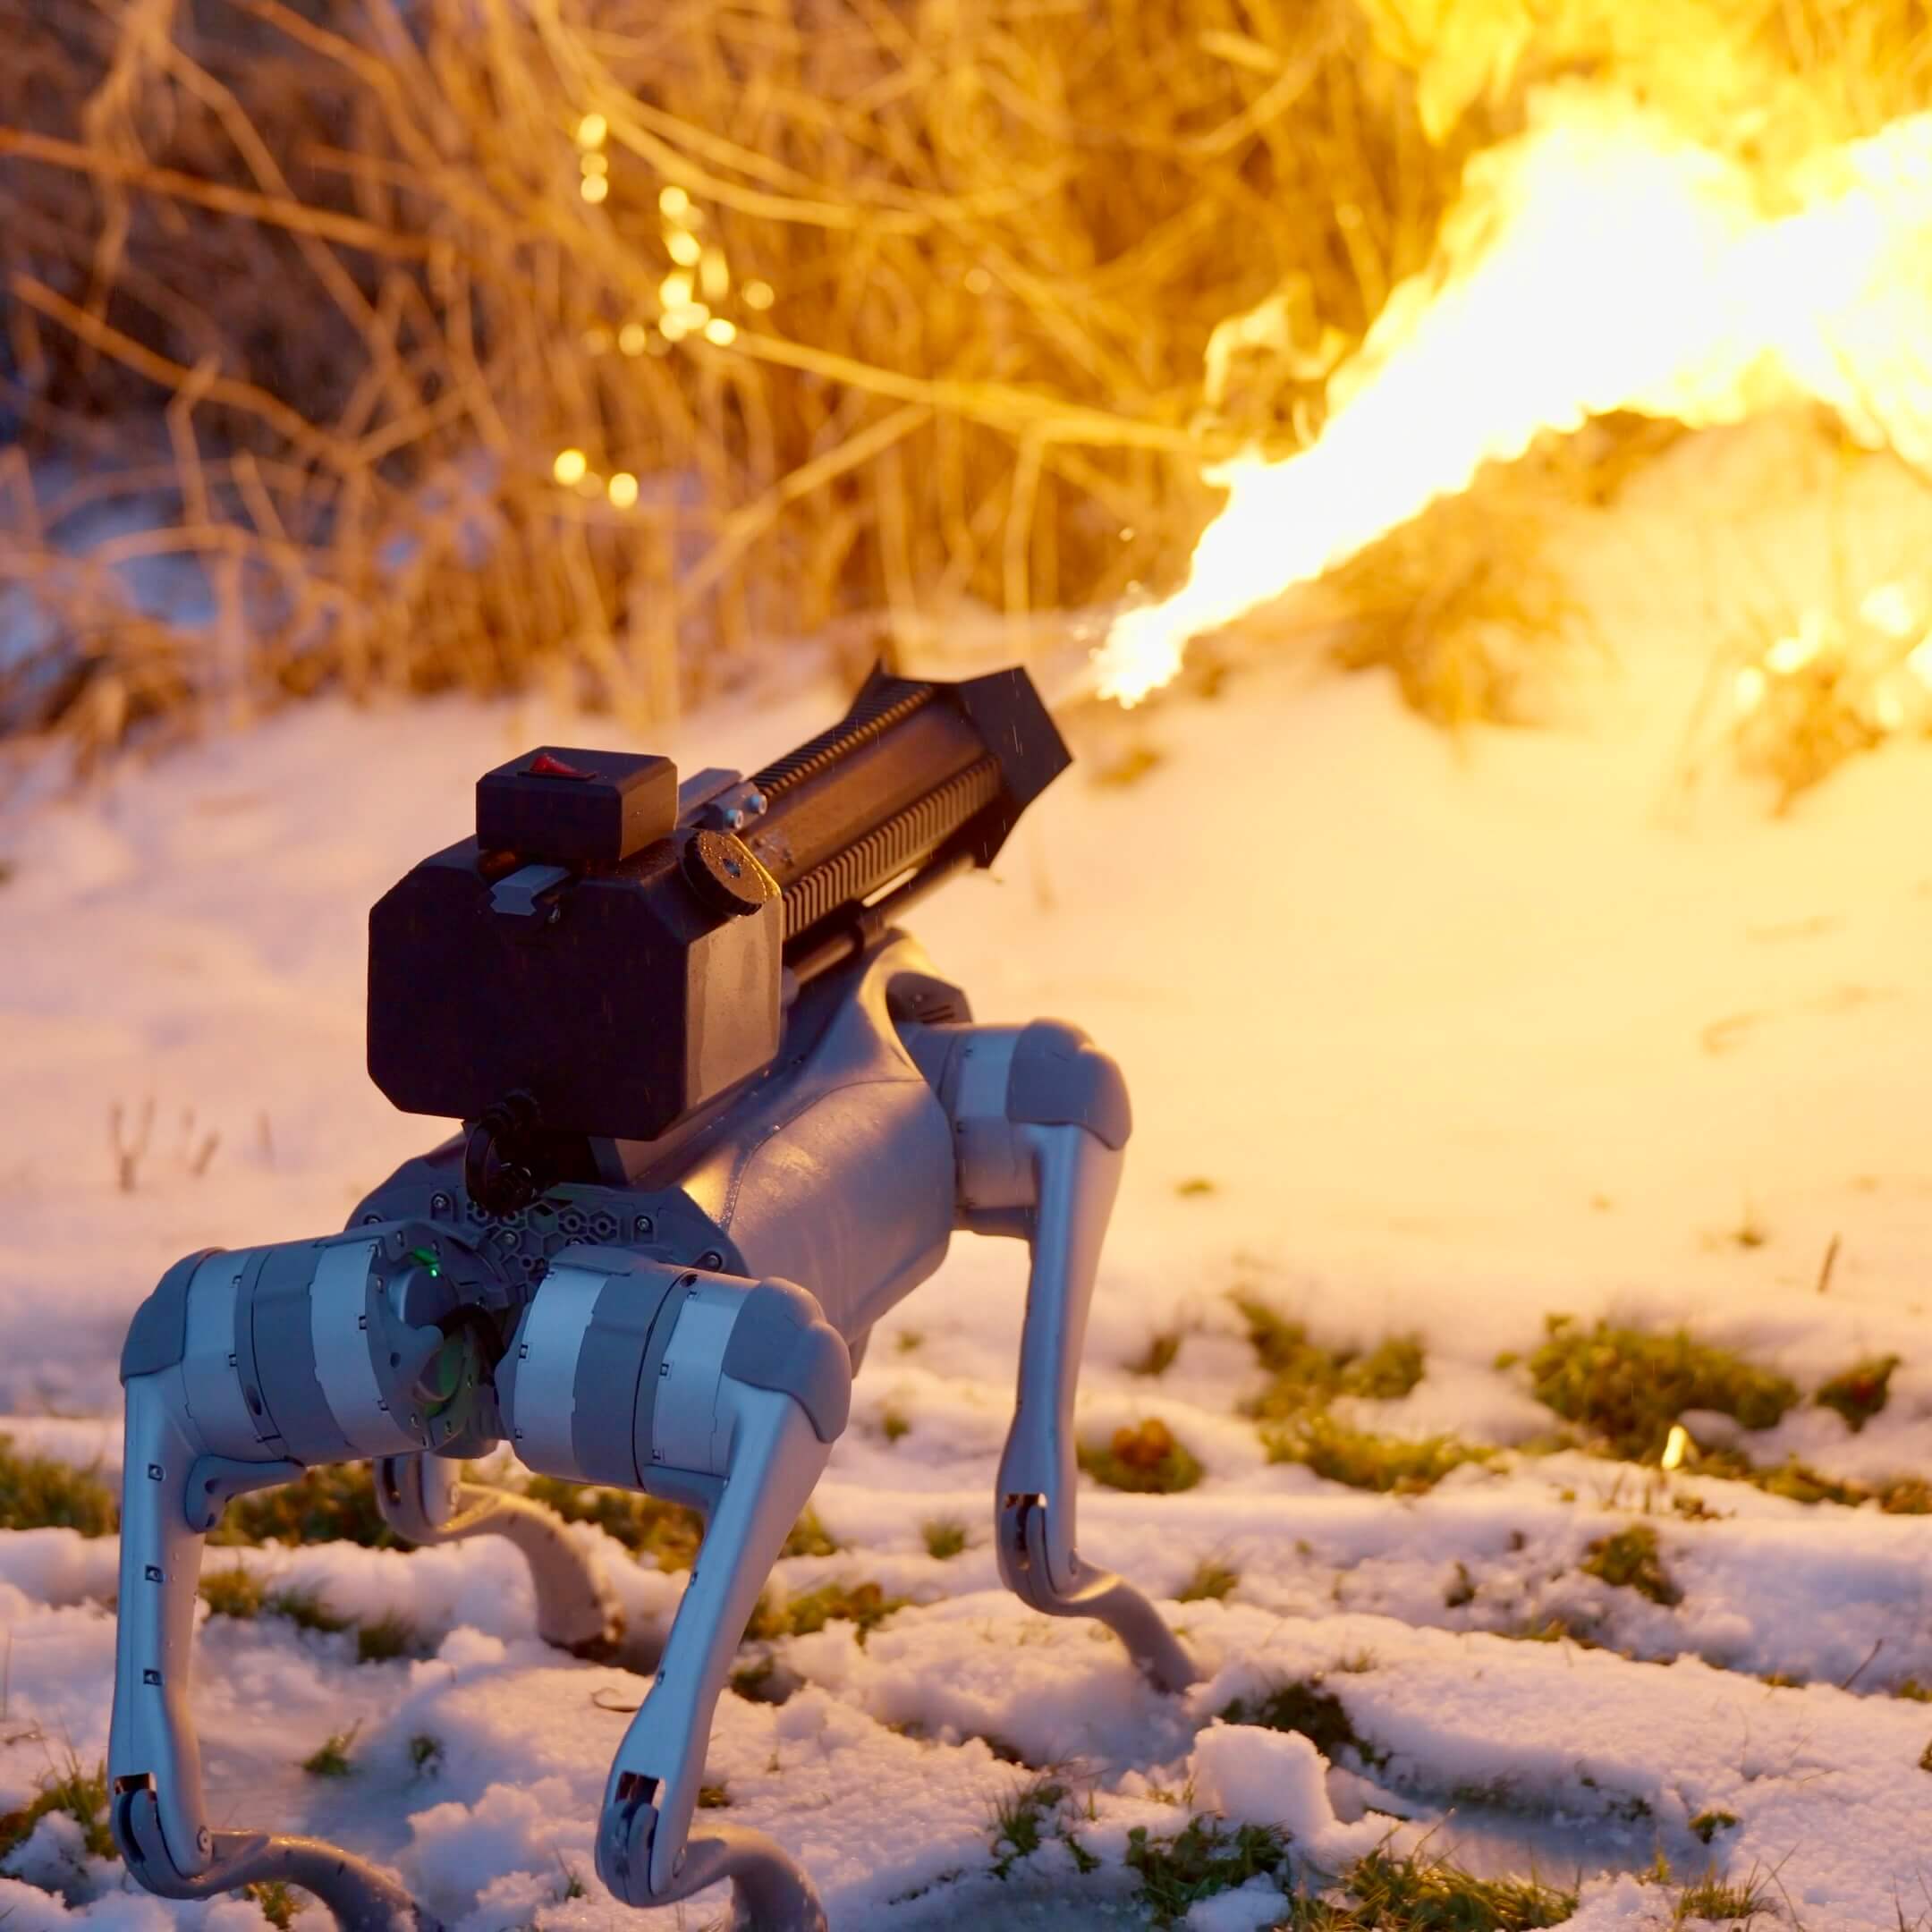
[[106, 668, 1195, 1931]]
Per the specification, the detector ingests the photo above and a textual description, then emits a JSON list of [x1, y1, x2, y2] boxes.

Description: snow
[[4, 412, 1932, 1927]]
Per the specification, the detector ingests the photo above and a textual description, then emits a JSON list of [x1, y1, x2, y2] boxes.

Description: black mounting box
[[368, 827, 783, 1144], [366, 665, 1068, 1145]]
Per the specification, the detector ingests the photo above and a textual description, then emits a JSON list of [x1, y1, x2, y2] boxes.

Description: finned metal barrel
[[741, 669, 1065, 953]]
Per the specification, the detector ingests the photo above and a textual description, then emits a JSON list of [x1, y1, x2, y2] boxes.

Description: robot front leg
[[501, 1253, 851, 1932], [913, 1021, 1197, 1693], [373, 1452, 623, 1659], [111, 1228, 505, 1929]]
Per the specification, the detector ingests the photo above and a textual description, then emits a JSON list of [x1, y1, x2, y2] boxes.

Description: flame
[[1094, 85, 1932, 707]]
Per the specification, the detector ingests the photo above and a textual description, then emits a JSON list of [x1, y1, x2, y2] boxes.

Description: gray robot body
[[106, 673, 1195, 1932]]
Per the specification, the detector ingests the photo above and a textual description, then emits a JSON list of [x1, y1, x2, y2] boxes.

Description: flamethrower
[[106, 667, 1195, 1932]]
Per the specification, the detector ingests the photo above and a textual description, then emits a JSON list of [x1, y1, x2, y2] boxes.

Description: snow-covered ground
[[4, 414, 1932, 1929]]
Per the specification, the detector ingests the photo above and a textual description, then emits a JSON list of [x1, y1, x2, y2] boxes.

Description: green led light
[[408, 1246, 442, 1277]]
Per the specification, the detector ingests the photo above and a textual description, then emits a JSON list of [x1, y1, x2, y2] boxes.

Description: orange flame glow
[[1093, 86, 1932, 707]]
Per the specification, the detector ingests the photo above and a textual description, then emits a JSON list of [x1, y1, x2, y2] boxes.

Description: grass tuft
[[0, 1756, 114, 1865], [1176, 1557, 1239, 1603], [1580, 1525, 1682, 1606], [200, 1564, 267, 1619], [782, 1506, 841, 1559], [1234, 1300, 1426, 1419], [1671, 1866, 1774, 1925], [1262, 1411, 1490, 1494], [1524, 1318, 1797, 1462], [1127, 1329, 1185, 1378], [921, 1517, 970, 1560], [210, 1465, 393, 1549], [0, 1436, 117, 1537], [1815, 1355, 1900, 1432], [1690, 1445, 1932, 1514], [1295, 1848, 1578, 1928], [1124, 1816, 1290, 1927], [301, 1725, 360, 1778], [1079, 1418, 1204, 1494], [521, 1475, 704, 1572], [1689, 1809, 1740, 1844], [881, 1408, 911, 1445], [264, 1586, 351, 1636], [409, 1734, 445, 1779], [355, 1610, 422, 1664], [246, 1881, 300, 1928], [749, 1579, 908, 1645], [1217, 1677, 1384, 1768]]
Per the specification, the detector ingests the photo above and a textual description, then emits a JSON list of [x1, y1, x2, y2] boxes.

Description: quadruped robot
[[106, 667, 1196, 1932]]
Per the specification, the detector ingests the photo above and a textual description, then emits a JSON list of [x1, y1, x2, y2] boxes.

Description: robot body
[[107, 674, 1195, 1932]]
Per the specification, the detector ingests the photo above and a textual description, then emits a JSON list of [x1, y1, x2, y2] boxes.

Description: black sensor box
[[476, 747, 677, 870]]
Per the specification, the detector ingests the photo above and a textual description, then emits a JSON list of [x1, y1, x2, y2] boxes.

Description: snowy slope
[[4, 417, 1932, 1928]]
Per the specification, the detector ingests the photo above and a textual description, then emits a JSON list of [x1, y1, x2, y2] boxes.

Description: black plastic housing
[[366, 665, 1068, 1142]]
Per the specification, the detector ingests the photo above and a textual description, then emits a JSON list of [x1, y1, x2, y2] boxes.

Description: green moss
[[210, 1465, 393, 1548], [1691, 1445, 1932, 1514], [921, 1517, 970, 1560], [1292, 1849, 1578, 1928], [1524, 1318, 1797, 1462], [301, 1725, 360, 1778], [881, 1408, 911, 1444], [1689, 1809, 1739, 1844], [748, 1579, 907, 1644], [264, 1586, 350, 1635], [522, 1475, 703, 1572], [1262, 1411, 1490, 1494], [1127, 1329, 1185, 1378], [1079, 1418, 1204, 1494], [1217, 1677, 1383, 1768], [0, 1756, 113, 1864], [1176, 1558, 1239, 1603], [1814, 1355, 1900, 1432], [0, 1436, 117, 1537], [1124, 1816, 1290, 1927], [1895, 1679, 1932, 1702], [355, 1610, 421, 1663], [1234, 1299, 1426, 1419], [1349, 1335, 1428, 1401], [1580, 1525, 1682, 1607], [782, 1506, 841, 1559], [698, 1783, 732, 1809], [200, 1564, 267, 1619]]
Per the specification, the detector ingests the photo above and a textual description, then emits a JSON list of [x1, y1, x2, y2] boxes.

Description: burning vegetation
[[1, 0, 1928, 796]]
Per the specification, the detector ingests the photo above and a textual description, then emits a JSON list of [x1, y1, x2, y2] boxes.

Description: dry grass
[[1, 1, 1928, 763], [0, 0, 1482, 758]]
